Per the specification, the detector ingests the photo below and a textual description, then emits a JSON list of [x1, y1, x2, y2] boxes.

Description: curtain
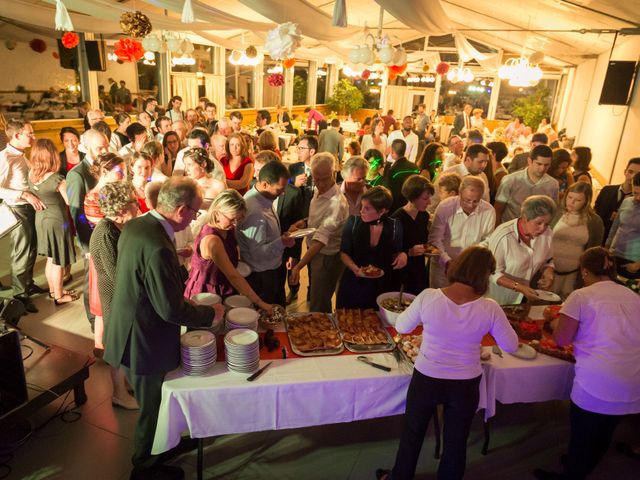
[[383, 85, 413, 117], [454, 32, 502, 73], [204, 75, 225, 117], [171, 74, 199, 109], [374, 0, 452, 35]]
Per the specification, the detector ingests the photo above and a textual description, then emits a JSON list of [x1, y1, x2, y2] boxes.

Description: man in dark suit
[[595, 157, 640, 242], [288, 135, 317, 217], [382, 139, 420, 213], [451, 104, 472, 137], [66, 129, 107, 330], [104, 178, 222, 480]]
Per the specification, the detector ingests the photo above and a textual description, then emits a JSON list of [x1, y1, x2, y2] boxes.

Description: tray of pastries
[[529, 338, 575, 363], [335, 308, 395, 353], [512, 320, 543, 340], [399, 334, 422, 364], [501, 304, 531, 322], [284, 312, 344, 356]]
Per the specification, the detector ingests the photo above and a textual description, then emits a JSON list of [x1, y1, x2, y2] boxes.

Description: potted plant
[[511, 87, 551, 129], [327, 79, 364, 116]]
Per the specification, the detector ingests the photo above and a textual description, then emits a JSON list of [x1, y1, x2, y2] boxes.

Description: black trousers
[[247, 265, 286, 306], [123, 367, 166, 470], [391, 370, 481, 480], [8, 204, 37, 297], [564, 401, 622, 480], [82, 250, 95, 330]]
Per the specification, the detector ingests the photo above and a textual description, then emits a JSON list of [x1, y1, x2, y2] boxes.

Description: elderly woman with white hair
[[340, 155, 369, 215], [487, 195, 556, 304], [429, 176, 496, 288]]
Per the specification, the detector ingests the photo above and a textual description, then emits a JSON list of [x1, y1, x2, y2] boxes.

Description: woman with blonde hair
[[141, 140, 171, 179], [550, 181, 604, 298], [184, 189, 274, 314], [29, 139, 78, 304]]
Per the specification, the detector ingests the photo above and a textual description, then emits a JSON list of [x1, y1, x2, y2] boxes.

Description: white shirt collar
[[149, 209, 176, 245]]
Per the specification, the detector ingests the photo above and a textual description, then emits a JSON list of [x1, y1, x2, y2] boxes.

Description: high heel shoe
[[53, 293, 79, 305]]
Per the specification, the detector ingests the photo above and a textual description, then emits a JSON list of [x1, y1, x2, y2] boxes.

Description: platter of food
[[398, 334, 422, 364], [501, 304, 531, 322], [284, 312, 344, 356], [511, 320, 542, 340], [335, 308, 395, 353], [259, 305, 286, 329], [360, 265, 384, 278], [529, 338, 575, 363], [422, 243, 441, 257]]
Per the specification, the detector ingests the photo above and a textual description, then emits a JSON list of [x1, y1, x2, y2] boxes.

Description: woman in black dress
[[337, 186, 407, 309], [392, 175, 435, 295], [58, 126, 84, 176], [29, 139, 78, 304]]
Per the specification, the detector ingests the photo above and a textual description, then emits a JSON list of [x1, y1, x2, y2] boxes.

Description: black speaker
[[86, 40, 106, 72], [57, 39, 78, 70], [599, 60, 638, 106], [0, 327, 28, 417]]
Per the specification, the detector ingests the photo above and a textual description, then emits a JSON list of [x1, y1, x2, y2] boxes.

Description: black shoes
[[14, 296, 38, 314], [28, 283, 48, 295], [129, 465, 184, 480]]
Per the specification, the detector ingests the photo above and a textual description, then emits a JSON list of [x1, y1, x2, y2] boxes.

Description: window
[[495, 78, 558, 120], [293, 60, 310, 105], [171, 44, 215, 74], [316, 65, 328, 104], [262, 55, 283, 108], [225, 49, 255, 109], [437, 76, 492, 116]]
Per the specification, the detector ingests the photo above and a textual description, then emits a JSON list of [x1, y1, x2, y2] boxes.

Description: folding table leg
[[197, 438, 204, 480]]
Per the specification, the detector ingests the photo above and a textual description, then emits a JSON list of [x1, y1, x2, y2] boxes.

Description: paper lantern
[[181, 39, 195, 54], [422, 64, 430, 72], [388, 72, 398, 81], [389, 63, 407, 75], [245, 46, 257, 59], [166, 37, 182, 53], [29, 39, 47, 53], [4, 40, 17, 51], [378, 44, 393, 64], [114, 38, 145, 63], [348, 47, 360, 64], [267, 73, 285, 87], [361, 69, 371, 80], [392, 48, 407, 66], [283, 57, 296, 69], [61, 31, 79, 49], [436, 62, 450, 75], [264, 22, 302, 61], [120, 11, 153, 38], [142, 35, 161, 52]]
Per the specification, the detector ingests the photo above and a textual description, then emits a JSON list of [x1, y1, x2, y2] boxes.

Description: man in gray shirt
[[495, 144, 559, 226], [318, 119, 344, 165], [237, 161, 295, 305]]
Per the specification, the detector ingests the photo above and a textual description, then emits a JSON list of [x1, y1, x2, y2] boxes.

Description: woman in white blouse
[[360, 118, 387, 156], [470, 108, 485, 130], [487, 195, 556, 304], [429, 176, 496, 288], [535, 247, 640, 480], [377, 246, 518, 480]]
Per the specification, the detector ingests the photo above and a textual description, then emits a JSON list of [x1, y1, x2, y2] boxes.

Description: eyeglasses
[[185, 204, 202, 218]]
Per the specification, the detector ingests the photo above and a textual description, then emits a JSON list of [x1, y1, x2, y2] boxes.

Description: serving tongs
[[391, 335, 413, 374]]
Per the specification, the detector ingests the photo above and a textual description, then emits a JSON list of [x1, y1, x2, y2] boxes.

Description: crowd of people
[[1, 98, 639, 480]]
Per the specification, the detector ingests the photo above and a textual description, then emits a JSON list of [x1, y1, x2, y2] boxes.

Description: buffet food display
[[284, 312, 344, 356], [334, 308, 394, 353]]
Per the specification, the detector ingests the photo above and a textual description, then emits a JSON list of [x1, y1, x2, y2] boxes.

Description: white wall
[[0, 40, 75, 92], [562, 36, 640, 183], [96, 47, 139, 94]]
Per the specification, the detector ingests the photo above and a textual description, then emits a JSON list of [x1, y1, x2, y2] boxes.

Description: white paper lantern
[[378, 44, 393, 64], [392, 48, 407, 66], [181, 39, 194, 54], [166, 37, 182, 53], [349, 47, 360, 64]]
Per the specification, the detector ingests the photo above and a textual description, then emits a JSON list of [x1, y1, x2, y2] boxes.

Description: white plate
[[191, 292, 222, 306], [225, 328, 259, 346], [288, 227, 317, 239], [508, 343, 538, 360], [226, 307, 259, 326], [224, 295, 253, 309], [180, 331, 215, 348], [535, 290, 561, 302], [237, 262, 252, 277]]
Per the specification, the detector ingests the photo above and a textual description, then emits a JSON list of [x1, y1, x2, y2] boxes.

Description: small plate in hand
[[508, 343, 537, 360], [237, 261, 252, 277], [360, 265, 384, 278], [535, 290, 561, 302], [289, 227, 317, 239]]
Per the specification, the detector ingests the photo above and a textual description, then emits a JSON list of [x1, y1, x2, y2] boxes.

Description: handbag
[[0, 203, 20, 238]]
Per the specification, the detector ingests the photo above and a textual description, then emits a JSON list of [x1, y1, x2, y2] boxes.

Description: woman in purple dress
[[184, 189, 273, 313]]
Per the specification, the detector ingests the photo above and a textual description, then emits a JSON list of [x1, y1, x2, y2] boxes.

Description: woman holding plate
[[336, 186, 407, 309], [184, 189, 273, 314]]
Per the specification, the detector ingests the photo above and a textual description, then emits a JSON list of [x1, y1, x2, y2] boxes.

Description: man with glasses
[[0, 119, 46, 312], [105, 177, 223, 480], [289, 135, 318, 216], [442, 135, 464, 170]]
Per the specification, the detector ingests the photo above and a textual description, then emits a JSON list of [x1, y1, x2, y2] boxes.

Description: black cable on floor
[[21, 344, 34, 361]]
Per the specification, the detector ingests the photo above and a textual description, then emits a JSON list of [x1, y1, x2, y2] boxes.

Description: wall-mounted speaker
[[85, 40, 106, 72], [57, 39, 78, 70], [599, 60, 638, 106]]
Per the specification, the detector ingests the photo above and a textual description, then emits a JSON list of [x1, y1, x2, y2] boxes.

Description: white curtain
[[374, 0, 452, 35], [171, 74, 199, 110], [454, 32, 502, 73], [204, 75, 225, 117], [383, 86, 413, 117]]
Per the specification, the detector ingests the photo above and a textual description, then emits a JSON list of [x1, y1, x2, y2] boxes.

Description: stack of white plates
[[180, 330, 217, 376], [226, 307, 259, 331], [224, 329, 260, 373], [224, 295, 253, 309]]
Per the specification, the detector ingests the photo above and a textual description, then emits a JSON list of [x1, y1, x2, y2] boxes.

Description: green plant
[[293, 76, 307, 105], [511, 87, 550, 129], [327, 79, 364, 115]]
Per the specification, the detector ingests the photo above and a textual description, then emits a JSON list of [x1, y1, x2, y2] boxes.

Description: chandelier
[[447, 63, 474, 83], [498, 56, 543, 87]]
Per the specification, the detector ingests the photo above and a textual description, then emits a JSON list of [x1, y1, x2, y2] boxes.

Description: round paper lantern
[[61, 32, 79, 49], [120, 11, 153, 38], [245, 46, 257, 59], [348, 47, 360, 64], [529, 51, 544, 65], [267, 73, 285, 87], [361, 69, 371, 80], [230, 50, 242, 62], [283, 57, 296, 69], [422, 64, 430, 72], [378, 44, 393, 64], [166, 37, 182, 53], [392, 48, 407, 66], [114, 38, 145, 63], [29, 39, 47, 53], [436, 62, 450, 75], [4, 40, 17, 51]]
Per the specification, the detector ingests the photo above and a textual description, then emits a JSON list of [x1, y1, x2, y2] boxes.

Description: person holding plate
[[336, 186, 407, 309], [487, 195, 556, 304], [184, 189, 273, 314]]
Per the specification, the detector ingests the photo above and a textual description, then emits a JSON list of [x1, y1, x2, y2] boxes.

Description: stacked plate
[[224, 295, 253, 309], [180, 330, 217, 376], [191, 292, 222, 306], [226, 307, 259, 331], [224, 329, 260, 373]]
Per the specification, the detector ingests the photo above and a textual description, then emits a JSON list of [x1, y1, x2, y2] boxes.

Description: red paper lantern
[[388, 72, 398, 81], [389, 63, 407, 75], [283, 57, 296, 69], [436, 62, 450, 75], [61, 32, 80, 49], [267, 73, 285, 87], [29, 38, 47, 53], [361, 69, 371, 80], [114, 38, 145, 63]]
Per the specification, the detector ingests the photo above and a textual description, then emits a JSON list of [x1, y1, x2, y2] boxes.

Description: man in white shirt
[[442, 144, 491, 203], [340, 156, 368, 216], [118, 123, 148, 169], [429, 176, 496, 288], [290, 153, 349, 312], [154, 116, 172, 143], [494, 144, 559, 226], [442, 135, 464, 170], [0, 119, 46, 312], [387, 116, 419, 163]]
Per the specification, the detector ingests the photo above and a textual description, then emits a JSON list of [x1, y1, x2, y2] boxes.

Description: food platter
[[360, 265, 384, 278], [422, 243, 441, 257], [335, 308, 395, 353], [284, 312, 344, 357]]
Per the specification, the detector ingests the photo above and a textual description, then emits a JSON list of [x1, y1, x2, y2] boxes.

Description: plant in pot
[[327, 79, 364, 116], [511, 87, 551, 129]]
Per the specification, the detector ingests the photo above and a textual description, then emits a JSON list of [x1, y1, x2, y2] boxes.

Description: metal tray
[[284, 312, 344, 357], [335, 309, 395, 354]]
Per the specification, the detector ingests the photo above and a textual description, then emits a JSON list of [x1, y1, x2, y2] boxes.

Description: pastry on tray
[[530, 338, 575, 363], [400, 334, 422, 364], [287, 313, 342, 352], [361, 265, 383, 277], [335, 309, 390, 345], [513, 320, 542, 340], [543, 305, 562, 321]]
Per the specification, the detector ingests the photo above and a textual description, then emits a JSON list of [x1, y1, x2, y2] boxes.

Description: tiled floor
[[1, 236, 639, 479]]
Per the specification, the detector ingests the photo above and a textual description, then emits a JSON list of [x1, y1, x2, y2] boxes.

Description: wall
[[0, 40, 75, 92], [96, 49, 139, 96], [561, 36, 640, 183]]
